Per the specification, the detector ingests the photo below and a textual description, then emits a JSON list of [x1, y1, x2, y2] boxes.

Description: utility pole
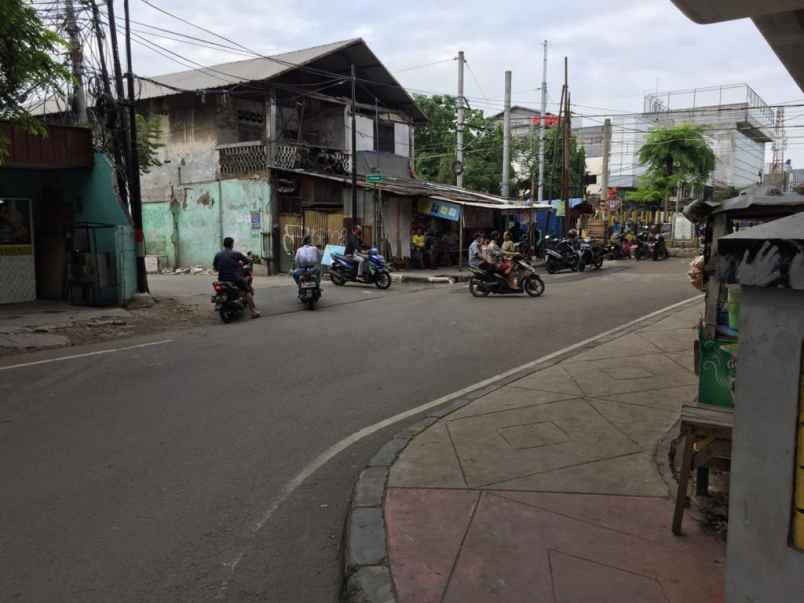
[[351, 64, 358, 224], [502, 70, 512, 198], [536, 41, 548, 205], [456, 50, 465, 188], [89, 0, 127, 207], [123, 0, 148, 293], [599, 118, 611, 236], [64, 0, 88, 124], [560, 58, 570, 235]]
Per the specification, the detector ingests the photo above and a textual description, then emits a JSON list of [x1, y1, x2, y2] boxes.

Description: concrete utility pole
[[537, 41, 548, 205], [123, 0, 148, 293], [502, 70, 512, 198], [560, 58, 570, 234], [456, 51, 465, 188], [351, 64, 358, 223], [64, 0, 88, 124], [599, 118, 611, 223]]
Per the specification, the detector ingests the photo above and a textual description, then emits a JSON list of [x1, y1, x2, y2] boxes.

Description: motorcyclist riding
[[293, 235, 322, 283], [345, 224, 368, 279], [213, 236, 260, 318]]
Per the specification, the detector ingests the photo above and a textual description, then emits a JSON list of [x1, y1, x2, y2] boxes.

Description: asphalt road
[[0, 259, 698, 603]]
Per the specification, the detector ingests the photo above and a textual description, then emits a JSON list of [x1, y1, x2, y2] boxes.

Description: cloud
[[121, 0, 804, 165]]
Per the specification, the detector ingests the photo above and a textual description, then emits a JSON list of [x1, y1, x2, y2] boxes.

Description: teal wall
[[143, 179, 270, 268], [0, 152, 137, 304]]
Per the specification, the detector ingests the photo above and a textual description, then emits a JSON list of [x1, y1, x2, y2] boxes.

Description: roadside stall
[[672, 185, 804, 534], [714, 212, 804, 601]]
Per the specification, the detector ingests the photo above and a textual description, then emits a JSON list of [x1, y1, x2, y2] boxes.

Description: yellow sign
[[0, 245, 33, 256]]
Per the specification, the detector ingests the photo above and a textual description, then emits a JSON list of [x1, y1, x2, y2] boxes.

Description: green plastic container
[[698, 329, 737, 408]]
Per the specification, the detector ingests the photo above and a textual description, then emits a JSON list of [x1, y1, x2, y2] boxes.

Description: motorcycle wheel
[[330, 271, 346, 286], [576, 258, 586, 273], [219, 307, 236, 323], [373, 270, 392, 290], [545, 257, 558, 274], [469, 278, 490, 297], [523, 275, 545, 297], [305, 299, 316, 310], [593, 256, 604, 270]]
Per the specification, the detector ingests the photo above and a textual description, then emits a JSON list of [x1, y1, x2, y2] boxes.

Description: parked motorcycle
[[297, 267, 322, 310], [211, 261, 253, 323], [581, 238, 605, 270], [648, 233, 669, 261], [544, 237, 580, 274], [468, 255, 545, 298], [632, 232, 651, 261], [605, 234, 629, 260], [329, 248, 392, 289]]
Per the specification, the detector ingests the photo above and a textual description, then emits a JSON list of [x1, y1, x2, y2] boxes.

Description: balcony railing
[[218, 140, 351, 178]]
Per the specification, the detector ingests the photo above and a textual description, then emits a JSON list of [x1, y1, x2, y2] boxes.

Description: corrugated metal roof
[[712, 184, 804, 214], [135, 39, 358, 100], [721, 211, 804, 241]]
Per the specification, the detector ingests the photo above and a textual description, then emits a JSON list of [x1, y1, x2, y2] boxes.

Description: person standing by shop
[[411, 228, 426, 268]]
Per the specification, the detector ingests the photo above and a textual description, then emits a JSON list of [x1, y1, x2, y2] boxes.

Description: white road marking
[[0, 339, 174, 371], [225, 294, 703, 575]]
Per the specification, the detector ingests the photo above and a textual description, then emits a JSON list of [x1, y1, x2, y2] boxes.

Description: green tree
[[514, 126, 587, 201], [628, 124, 715, 206], [0, 0, 71, 161], [135, 114, 164, 174], [412, 94, 512, 195]]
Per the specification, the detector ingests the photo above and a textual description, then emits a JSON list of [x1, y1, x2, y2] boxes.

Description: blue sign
[[250, 211, 261, 229], [321, 244, 345, 267], [420, 199, 461, 222]]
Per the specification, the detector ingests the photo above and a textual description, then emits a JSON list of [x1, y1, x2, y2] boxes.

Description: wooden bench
[[672, 402, 735, 535]]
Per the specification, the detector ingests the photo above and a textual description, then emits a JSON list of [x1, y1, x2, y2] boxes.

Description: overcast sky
[[119, 0, 804, 167]]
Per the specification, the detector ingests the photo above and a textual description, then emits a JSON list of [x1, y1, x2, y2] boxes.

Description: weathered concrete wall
[[726, 286, 804, 602], [143, 179, 270, 269]]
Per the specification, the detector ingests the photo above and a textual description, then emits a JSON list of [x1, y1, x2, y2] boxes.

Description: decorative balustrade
[[218, 140, 351, 178]]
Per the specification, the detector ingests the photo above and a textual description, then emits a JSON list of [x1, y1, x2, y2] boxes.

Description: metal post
[[599, 118, 611, 233], [123, 0, 147, 293], [456, 51, 465, 188], [351, 64, 358, 223], [502, 70, 512, 199], [560, 58, 570, 235], [458, 209, 464, 272], [537, 41, 548, 205], [64, 0, 88, 124]]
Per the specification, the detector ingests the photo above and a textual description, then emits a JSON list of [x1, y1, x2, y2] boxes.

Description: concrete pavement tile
[[442, 493, 724, 603], [389, 423, 466, 488], [385, 488, 479, 603], [487, 452, 668, 496], [569, 333, 663, 362], [491, 491, 677, 541], [637, 329, 696, 353], [637, 306, 702, 332], [665, 351, 696, 373], [447, 400, 641, 487], [353, 467, 388, 508], [509, 365, 584, 395], [550, 550, 666, 602], [595, 385, 697, 412], [587, 398, 680, 448], [447, 388, 577, 420], [345, 566, 395, 603], [567, 362, 697, 398], [442, 493, 555, 603], [347, 508, 386, 569]]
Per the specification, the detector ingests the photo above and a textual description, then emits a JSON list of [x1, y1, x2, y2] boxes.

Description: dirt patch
[[50, 298, 211, 347]]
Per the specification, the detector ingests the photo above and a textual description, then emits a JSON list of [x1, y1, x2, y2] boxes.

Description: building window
[[376, 123, 394, 153], [238, 110, 264, 142]]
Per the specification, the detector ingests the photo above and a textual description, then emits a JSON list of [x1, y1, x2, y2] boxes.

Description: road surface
[[0, 259, 697, 602]]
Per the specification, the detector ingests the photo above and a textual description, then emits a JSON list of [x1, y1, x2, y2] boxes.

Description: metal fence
[[218, 141, 351, 178]]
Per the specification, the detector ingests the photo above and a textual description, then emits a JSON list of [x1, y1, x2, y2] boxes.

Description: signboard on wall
[[417, 199, 461, 222], [250, 211, 261, 230], [0, 198, 33, 247]]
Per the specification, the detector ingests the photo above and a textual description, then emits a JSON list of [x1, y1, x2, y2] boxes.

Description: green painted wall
[[0, 153, 137, 304], [142, 179, 270, 268]]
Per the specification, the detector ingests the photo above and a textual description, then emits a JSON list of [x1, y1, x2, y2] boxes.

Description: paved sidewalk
[[376, 302, 725, 602]]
